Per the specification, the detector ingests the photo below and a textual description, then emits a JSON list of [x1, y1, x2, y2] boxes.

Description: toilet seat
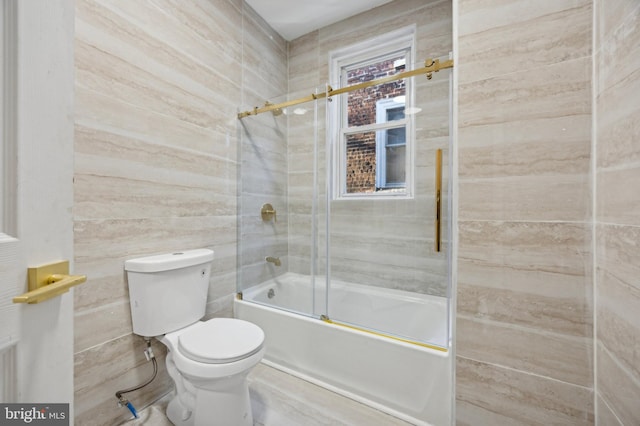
[[178, 318, 264, 364]]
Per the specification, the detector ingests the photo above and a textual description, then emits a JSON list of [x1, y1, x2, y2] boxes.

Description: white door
[[1, 0, 75, 419], [0, 0, 18, 402]]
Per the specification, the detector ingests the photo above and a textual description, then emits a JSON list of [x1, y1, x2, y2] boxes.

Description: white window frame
[[328, 26, 416, 200]]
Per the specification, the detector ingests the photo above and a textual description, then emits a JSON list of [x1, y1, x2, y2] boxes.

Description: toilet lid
[[178, 318, 264, 364]]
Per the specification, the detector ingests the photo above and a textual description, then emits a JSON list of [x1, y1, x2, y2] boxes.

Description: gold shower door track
[[320, 315, 448, 352], [237, 58, 454, 119]]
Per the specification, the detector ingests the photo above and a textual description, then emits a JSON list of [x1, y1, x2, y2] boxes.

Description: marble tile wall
[[73, 0, 286, 424], [595, 1, 640, 424], [457, 0, 595, 423], [287, 0, 453, 297], [237, 20, 288, 292]]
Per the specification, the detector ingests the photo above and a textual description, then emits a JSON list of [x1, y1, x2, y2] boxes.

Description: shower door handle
[[434, 149, 442, 253]]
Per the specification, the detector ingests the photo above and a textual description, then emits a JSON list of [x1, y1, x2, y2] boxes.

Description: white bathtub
[[235, 273, 452, 426]]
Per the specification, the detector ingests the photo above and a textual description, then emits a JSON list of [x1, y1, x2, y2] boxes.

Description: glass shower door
[[237, 91, 326, 319], [324, 60, 452, 349]]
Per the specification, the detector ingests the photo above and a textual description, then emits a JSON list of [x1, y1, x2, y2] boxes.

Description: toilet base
[[165, 380, 253, 426], [158, 321, 264, 426], [163, 349, 256, 426], [166, 397, 193, 426]]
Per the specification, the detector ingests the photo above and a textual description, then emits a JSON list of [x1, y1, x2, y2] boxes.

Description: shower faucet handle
[[261, 203, 277, 222]]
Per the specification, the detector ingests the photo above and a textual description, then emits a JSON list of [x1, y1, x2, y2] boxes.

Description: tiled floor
[[121, 362, 411, 425]]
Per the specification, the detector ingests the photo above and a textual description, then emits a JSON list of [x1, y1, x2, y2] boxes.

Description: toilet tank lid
[[124, 249, 214, 273]]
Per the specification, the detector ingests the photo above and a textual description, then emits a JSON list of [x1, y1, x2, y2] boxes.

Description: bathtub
[[235, 273, 452, 426]]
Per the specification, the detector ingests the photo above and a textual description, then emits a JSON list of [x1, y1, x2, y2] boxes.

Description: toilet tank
[[125, 249, 214, 337]]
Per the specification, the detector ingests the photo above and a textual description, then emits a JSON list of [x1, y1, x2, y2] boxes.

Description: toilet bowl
[[160, 319, 264, 426], [124, 250, 265, 426]]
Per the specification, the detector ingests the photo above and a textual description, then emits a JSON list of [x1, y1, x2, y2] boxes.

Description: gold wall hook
[[13, 260, 87, 304], [261, 203, 277, 222]]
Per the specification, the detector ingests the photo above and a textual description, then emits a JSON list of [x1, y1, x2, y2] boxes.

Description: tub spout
[[265, 256, 281, 266]]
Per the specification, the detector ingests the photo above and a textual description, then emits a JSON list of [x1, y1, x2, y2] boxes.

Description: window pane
[[386, 126, 406, 147], [345, 131, 376, 194], [386, 106, 405, 122], [385, 144, 406, 186], [346, 55, 406, 127]]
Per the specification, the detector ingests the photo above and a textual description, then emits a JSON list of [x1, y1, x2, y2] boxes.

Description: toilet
[[124, 249, 264, 426]]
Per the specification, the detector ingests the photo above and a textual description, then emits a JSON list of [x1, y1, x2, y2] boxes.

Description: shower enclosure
[[236, 55, 453, 425]]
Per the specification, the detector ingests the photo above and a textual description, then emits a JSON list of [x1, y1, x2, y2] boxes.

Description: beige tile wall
[[73, 0, 286, 423], [237, 0, 289, 291], [595, 1, 640, 424], [457, 0, 595, 423], [238, 94, 289, 291]]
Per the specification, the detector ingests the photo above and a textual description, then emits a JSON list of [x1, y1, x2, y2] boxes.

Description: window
[[330, 27, 415, 199]]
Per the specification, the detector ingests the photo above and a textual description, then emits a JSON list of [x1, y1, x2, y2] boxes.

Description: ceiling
[[245, 0, 394, 41]]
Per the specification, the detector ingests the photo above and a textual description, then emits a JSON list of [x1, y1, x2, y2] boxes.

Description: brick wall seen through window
[[345, 58, 406, 193]]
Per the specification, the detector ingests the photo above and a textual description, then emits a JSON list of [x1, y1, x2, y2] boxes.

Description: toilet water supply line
[[115, 338, 158, 419]]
